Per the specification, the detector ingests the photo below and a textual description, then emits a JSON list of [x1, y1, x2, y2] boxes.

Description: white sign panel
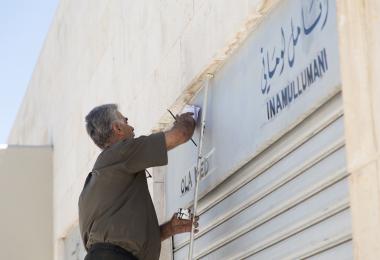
[[166, 0, 340, 216]]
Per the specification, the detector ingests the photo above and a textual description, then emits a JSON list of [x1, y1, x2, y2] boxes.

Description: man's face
[[114, 111, 135, 140]]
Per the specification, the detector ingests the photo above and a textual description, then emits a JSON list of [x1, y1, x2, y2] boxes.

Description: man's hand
[[164, 112, 196, 150], [160, 212, 200, 241]]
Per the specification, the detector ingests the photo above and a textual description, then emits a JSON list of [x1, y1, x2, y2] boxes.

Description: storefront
[[163, 0, 352, 258]]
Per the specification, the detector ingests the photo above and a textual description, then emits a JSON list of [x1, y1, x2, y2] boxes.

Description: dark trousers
[[84, 243, 138, 260]]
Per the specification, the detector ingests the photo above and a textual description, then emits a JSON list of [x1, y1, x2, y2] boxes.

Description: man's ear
[[111, 121, 122, 136]]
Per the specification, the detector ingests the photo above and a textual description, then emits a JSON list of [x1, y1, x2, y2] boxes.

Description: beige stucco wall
[[0, 146, 52, 260], [7, 1, 271, 259], [337, 0, 380, 259]]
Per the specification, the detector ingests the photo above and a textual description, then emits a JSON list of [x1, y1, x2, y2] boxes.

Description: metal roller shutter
[[173, 92, 352, 260]]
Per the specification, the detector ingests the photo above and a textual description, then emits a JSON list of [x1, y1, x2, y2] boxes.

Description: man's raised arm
[[164, 112, 196, 150]]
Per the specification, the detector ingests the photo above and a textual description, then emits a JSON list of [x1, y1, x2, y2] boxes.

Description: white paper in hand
[[182, 105, 200, 122]]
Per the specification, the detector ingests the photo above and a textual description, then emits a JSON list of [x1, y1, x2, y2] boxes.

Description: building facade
[[5, 0, 380, 259]]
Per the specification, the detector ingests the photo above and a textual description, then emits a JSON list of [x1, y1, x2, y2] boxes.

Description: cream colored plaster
[[337, 0, 380, 259], [348, 161, 380, 260], [0, 146, 53, 260]]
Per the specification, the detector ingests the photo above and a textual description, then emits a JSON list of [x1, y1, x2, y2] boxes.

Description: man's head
[[85, 104, 135, 149]]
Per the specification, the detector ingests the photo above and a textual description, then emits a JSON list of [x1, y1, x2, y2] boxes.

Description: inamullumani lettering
[[266, 48, 328, 120]]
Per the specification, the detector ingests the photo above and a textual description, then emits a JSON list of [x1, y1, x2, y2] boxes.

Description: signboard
[[166, 0, 340, 216]]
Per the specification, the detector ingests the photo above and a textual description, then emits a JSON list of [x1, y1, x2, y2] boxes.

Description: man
[[79, 104, 199, 260]]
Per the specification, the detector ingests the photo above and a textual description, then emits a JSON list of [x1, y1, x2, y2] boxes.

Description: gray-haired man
[[79, 104, 199, 260]]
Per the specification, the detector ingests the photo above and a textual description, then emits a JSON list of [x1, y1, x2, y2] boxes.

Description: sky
[[0, 0, 59, 144]]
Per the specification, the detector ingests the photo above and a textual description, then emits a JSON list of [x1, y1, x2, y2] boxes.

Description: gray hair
[[85, 104, 119, 149]]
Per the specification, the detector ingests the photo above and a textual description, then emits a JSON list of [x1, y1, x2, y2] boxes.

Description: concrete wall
[[0, 146, 52, 260], [8, 0, 273, 259], [337, 1, 380, 259]]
